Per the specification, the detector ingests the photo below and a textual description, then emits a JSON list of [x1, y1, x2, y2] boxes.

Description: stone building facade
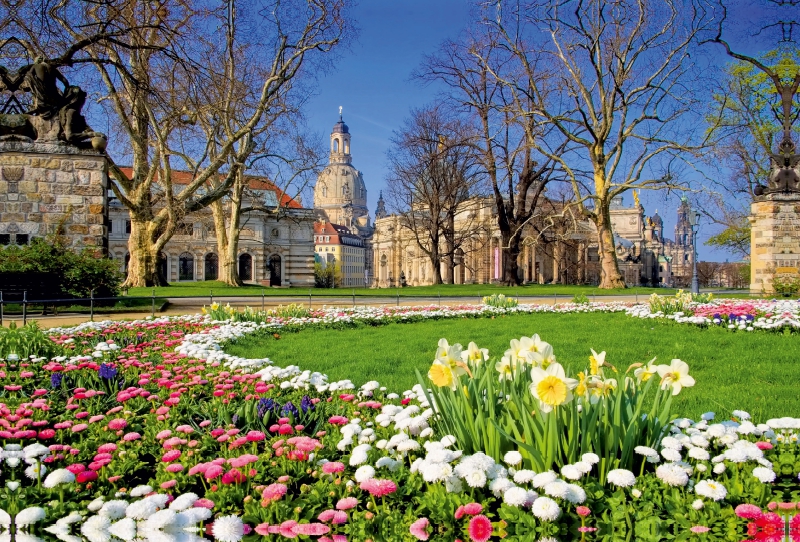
[[314, 221, 366, 287], [372, 194, 695, 287], [108, 172, 316, 287], [0, 141, 108, 251]]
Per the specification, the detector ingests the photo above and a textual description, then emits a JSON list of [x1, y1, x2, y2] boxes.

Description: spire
[[375, 191, 388, 219]]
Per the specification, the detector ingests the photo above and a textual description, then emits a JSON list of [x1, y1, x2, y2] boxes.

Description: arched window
[[178, 253, 194, 281], [239, 253, 252, 281], [267, 254, 282, 286], [333, 138, 339, 153], [205, 253, 219, 281]]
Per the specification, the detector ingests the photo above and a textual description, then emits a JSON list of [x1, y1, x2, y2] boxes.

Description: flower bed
[[0, 305, 797, 542], [627, 298, 800, 332]]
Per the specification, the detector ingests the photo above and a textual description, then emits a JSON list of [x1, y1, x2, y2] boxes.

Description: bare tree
[[41, 0, 350, 286], [701, 0, 800, 258], [420, 36, 567, 285], [385, 106, 485, 285], [474, 0, 714, 288]]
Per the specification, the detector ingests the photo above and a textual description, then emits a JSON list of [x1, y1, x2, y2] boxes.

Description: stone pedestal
[[0, 141, 108, 251], [749, 194, 800, 293]]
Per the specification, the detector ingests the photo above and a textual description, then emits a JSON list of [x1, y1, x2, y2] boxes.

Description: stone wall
[[0, 141, 108, 251], [749, 194, 800, 293]]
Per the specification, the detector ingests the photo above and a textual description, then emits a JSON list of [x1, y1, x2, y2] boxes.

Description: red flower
[[467, 515, 493, 542], [76, 471, 98, 483]]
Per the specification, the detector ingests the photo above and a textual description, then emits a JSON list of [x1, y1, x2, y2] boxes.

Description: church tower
[[375, 191, 388, 219], [314, 110, 369, 228], [675, 197, 692, 247]]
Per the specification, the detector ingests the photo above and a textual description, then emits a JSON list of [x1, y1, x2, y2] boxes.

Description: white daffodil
[[656, 359, 695, 395], [495, 355, 518, 381], [529, 363, 578, 412], [527, 343, 556, 368], [634, 358, 658, 383], [461, 342, 489, 366], [435, 339, 466, 376]]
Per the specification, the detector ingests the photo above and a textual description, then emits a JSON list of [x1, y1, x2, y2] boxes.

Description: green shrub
[[0, 238, 122, 298], [572, 293, 590, 304], [314, 262, 341, 288]]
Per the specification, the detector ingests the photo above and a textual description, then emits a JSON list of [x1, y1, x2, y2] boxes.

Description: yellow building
[[314, 220, 366, 287]]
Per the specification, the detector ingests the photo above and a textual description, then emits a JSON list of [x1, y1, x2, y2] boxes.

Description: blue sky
[[302, 2, 741, 262]]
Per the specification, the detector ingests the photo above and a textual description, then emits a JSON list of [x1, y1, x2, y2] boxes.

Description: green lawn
[[226, 312, 799, 421], [128, 280, 687, 298]]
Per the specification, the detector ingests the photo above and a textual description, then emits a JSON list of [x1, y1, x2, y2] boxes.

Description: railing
[[0, 287, 656, 326]]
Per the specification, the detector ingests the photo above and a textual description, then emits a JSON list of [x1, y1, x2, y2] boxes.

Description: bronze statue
[[0, 54, 105, 147], [755, 139, 800, 196]]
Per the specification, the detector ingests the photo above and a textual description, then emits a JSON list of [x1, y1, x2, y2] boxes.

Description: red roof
[[116, 167, 303, 209]]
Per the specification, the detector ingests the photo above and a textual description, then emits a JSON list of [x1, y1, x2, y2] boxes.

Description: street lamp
[[689, 209, 700, 295]]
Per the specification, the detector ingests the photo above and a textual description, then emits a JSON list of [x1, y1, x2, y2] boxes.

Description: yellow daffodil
[[211, 302, 219, 310], [589, 349, 606, 375], [461, 341, 489, 366], [428, 360, 458, 390], [529, 363, 578, 412], [575, 371, 589, 397], [589, 377, 617, 403], [656, 359, 695, 395]]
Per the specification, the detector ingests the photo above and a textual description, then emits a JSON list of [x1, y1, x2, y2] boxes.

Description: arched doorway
[[267, 254, 282, 286], [238, 253, 252, 281], [178, 253, 194, 281], [204, 253, 219, 281]]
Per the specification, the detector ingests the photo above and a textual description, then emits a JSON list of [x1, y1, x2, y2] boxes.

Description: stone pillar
[[0, 142, 108, 252], [750, 195, 800, 294]]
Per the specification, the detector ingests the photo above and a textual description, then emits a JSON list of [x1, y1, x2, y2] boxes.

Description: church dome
[[332, 119, 349, 134], [651, 211, 663, 226]]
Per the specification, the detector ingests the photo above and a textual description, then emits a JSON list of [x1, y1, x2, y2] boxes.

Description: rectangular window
[[14, 234, 28, 245], [126, 220, 132, 234], [0, 234, 9, 245], [108, 220, 114, 233]]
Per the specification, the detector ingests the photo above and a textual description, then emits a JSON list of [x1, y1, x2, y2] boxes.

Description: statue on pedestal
[[0, 55, 106, 149]]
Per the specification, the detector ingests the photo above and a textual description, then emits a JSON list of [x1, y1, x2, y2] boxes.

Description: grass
[[226, 311, 800, 421], [128, 280, 686, 298]]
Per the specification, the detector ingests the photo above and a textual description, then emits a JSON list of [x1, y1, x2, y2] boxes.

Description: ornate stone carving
[[1, 165, 23, 182]]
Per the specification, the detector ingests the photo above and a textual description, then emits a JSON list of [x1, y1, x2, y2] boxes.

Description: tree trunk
[[429, 244, 443, 285], [211, 198, 243, 286], [501, 230, 523, 286], [123, 216, 169, 287], [595, 204, 626, 289]]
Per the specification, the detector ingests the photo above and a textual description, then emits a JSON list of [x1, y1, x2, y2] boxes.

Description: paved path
[[2, 294, 648, 329]]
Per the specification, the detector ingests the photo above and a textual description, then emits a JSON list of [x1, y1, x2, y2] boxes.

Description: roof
[[116, 167, 302, 209], [313, 221, 364, 247], [332, 117, 349, 134]]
